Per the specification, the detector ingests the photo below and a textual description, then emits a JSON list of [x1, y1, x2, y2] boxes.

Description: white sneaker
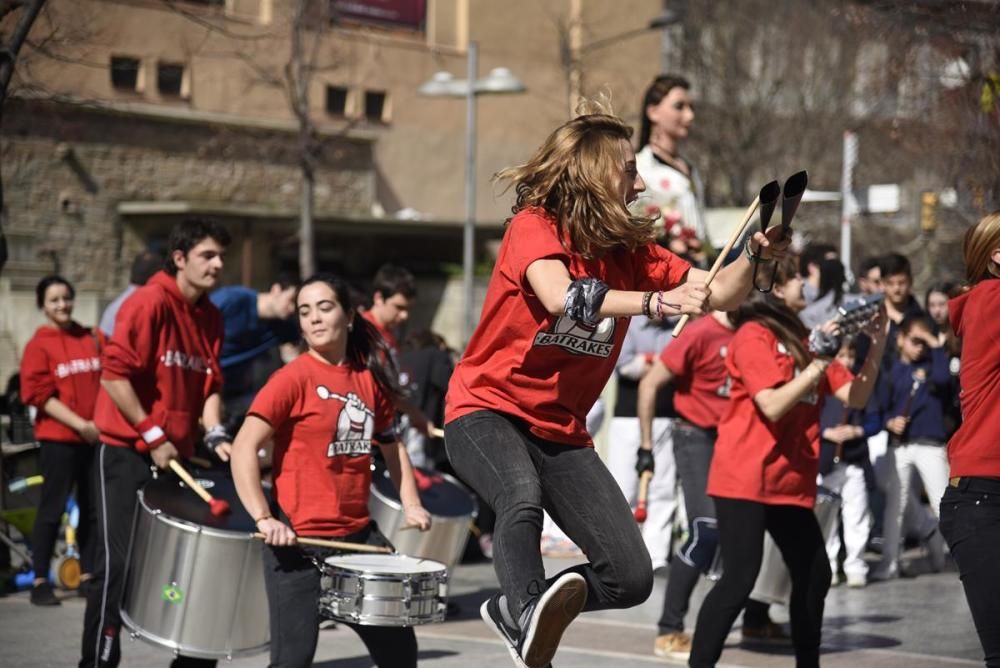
[[846, 573, 867, 588]]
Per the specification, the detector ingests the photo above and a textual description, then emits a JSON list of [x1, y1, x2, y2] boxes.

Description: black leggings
[[32, 441, 96, 578], [690, 497, 831, 668]]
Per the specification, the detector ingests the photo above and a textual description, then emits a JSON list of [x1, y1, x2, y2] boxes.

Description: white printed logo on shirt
[[55, 357, 101, 379], [533, 316, 617, 358], [315, 385, 374, 457]]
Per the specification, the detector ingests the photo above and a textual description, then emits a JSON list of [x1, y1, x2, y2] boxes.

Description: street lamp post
[[419, 43, 525, 345]]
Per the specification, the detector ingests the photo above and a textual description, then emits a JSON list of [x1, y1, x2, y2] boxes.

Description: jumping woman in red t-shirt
[[443, 103, 790, 668], [689, 256, 887, 668], [232, 274, 431, 668]]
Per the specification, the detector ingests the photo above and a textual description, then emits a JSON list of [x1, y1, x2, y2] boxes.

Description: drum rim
[[136, 489, 258, 540], [121, 609, 269, 659], [322, 553, 448, 571], [370, 470, 478, 518]]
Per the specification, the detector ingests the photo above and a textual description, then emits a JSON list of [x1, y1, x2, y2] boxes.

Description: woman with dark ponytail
[[232, 273, 430, 668], [689, 256, 888, 668]]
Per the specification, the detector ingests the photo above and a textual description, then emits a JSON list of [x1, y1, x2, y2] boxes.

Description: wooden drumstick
[[672, 194, 761, 338], [168, 459, 231, 516], [429, 426, 445, 439], [252, 533, 392, 553], [188, 455, 212, 469], [634, 470, 653, 523]]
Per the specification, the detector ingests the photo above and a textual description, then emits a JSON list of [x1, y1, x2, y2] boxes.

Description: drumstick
[[168, 459, 231, 516], [672, 194, 761, 338], [188, 455, 212, 469], [429, 426, 445, 439], [634, 471, 653, 523], [252, 533, 392, 553]]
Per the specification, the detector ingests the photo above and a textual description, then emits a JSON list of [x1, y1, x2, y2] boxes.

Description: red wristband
[[135, 416, 167, 450]]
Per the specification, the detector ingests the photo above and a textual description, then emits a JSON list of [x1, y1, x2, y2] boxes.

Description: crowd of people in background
[[3, 72, 998, 668]]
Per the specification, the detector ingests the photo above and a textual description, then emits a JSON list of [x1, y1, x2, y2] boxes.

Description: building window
[[157, 63, 185, 98], [326, 85, 349, 116], [364, 90, 388, 123], [110, 56, 141, 91]]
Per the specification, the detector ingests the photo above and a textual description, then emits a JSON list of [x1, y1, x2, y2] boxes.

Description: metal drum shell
[[121, 487, 269, 660], [319, 554, 448, 627], [368, 469, 477, 569]]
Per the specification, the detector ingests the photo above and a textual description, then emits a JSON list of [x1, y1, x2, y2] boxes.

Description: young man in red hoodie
[[80, 219, 231, 668]]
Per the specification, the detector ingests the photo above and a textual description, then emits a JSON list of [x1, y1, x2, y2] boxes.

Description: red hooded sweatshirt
[[94, 271, 224, 457], [20, 322, 104, 443], [947, 278, 1000, 477]]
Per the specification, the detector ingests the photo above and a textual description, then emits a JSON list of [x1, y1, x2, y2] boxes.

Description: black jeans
[[659, 422, 718, 634], [263, 523, 416, 668], [32, 440, 96, 578], [80, 445, 213, 668], [690, 497, 831, 668], [940, 478, 1000, 668], [445, 410, 653, 620]]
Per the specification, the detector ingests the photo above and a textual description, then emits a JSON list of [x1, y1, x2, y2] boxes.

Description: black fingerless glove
[[635, 447, 655, 476], [204, 424, 232, 452]]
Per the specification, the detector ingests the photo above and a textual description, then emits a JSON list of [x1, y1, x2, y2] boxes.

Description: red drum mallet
[[169, 459, 231, 516], [634, 470, 653, 523]]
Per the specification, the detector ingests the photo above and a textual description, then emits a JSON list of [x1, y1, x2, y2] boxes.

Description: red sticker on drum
[[161, 583, 184, 604]]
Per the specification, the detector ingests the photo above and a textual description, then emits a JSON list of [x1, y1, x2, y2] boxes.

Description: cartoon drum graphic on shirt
[[316, 385, 375, 456]]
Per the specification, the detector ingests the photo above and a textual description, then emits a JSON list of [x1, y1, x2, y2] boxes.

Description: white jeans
[[820, 464, 870, 578], [881, 442, 950, 568], [606, 416, 677, 569]]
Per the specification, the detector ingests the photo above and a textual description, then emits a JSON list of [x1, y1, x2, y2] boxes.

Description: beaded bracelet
[[641, 291, 654, 318]]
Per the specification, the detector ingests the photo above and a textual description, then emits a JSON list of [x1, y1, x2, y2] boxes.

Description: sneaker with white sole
[[520, 573, 587, 667], [480, 573, 587, 668]]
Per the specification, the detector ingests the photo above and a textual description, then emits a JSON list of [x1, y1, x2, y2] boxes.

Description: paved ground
[[0, 550, 985, 667]]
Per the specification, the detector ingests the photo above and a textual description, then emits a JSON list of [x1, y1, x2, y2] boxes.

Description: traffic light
[[920, 191, 938, 234]]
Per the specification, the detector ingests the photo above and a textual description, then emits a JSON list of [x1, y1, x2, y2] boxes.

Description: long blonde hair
[[495, 107, 656, 259], [963, 213, 1000, 285]]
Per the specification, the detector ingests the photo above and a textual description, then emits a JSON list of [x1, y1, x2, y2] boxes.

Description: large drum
[[750, 486, 842, 606], [121, 470, 269, 660], [318, 553, 448, 626], [369, 467, 476, 569]]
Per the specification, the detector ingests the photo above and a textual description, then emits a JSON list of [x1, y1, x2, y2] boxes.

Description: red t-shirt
[[947, 279, 1000, 477], [20, 323, 105, 444], [248, 352, 395, 537], [445, 207, 691, 446], [660, 315, 733, 429], [707, 322, 853, 508]]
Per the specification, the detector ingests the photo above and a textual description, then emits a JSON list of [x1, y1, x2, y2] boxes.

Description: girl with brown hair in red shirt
[[443, 103, 790, 668], [232, 273, 430, 668], [689, 256, 887, 668]]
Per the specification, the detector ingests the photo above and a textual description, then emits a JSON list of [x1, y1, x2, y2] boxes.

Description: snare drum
[[750, 487, 842, 606], [318, 553, 448, 626], [369, 466, 477, 569], [121, 470, 270, 659]]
